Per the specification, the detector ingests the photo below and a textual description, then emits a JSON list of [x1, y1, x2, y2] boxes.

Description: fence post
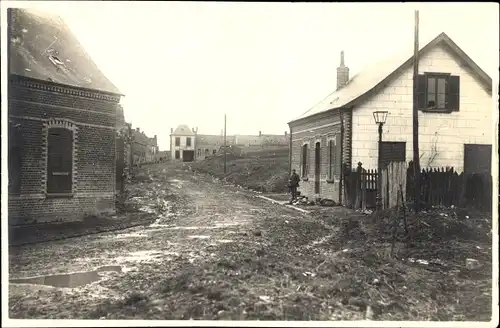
[[355, 162, 363, 210]]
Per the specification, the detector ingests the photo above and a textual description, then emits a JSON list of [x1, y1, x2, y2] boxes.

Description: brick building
[[8, 8, 124, 225], [288, 32, 493, 204]]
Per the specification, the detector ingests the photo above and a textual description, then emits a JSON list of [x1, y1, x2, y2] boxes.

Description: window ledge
[[46, 192, 74, 199], [420, 108, 454, 114]]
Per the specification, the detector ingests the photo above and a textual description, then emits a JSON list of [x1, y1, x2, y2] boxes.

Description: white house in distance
[[288, 32, 493, 203], [170, 124, 196, 162]]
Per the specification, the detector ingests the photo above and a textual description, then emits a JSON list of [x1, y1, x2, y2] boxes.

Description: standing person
[[289, 169, 300, 203]]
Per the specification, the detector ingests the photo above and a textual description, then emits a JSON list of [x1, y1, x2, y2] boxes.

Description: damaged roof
[[290, 32, 492, 124], [8, 8, 122, 95]]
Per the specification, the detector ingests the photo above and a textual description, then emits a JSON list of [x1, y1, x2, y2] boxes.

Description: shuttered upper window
[[47, 127, 74, 194], [417, 73, 460, 113]]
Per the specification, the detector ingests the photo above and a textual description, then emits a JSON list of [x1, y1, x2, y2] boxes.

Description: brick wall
[[8, 78, 120, 225], [290, 111, 342, 202], [351, 44, 493, 172]]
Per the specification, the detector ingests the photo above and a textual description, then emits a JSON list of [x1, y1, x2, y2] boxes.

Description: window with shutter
[[418, 73, 460, 113], [47, 127, 73, 194], [175, 137, 181, 146]]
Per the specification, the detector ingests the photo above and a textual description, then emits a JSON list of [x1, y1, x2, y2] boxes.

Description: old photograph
[[2, 1, 498, 326]]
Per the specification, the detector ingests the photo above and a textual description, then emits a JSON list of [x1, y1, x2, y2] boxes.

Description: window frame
[[419, 72, 460, 113], [186, 137, 192, 147], [425, 73, 448, 110], [300, 142, 309, 179], [8, 121, 23, 195], [175, 137, 181, 147], [44, 119, 78, 198]]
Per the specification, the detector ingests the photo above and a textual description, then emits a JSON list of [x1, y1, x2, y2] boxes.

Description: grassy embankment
[[191, 147, 290, 193]]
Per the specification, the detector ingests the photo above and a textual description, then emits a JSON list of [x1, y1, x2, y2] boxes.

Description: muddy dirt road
[[8, 163, 319, 319]]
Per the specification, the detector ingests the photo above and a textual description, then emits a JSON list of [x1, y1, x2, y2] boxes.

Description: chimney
[[284, 131, 287, 136], [336, 50, 349, 90], [136, 127, 140, 132], [259, 131, 262, 137], [170, 128, 173, 133], [192, 127, 195, 133]]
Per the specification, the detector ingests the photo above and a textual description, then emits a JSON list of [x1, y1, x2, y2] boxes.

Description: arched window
[[8, 121, 22, 194], [45, 119, 77, 194]]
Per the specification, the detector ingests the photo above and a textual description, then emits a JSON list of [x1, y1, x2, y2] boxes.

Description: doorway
[[315, 142, 321, 194], [183, 150, 195, 162]]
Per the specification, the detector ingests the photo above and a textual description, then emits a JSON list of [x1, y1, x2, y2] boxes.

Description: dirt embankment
[[191, 148, 289, 193]]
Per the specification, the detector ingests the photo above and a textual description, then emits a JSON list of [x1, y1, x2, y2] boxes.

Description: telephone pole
[[412, 10, 421, 212], [224, 114, 227, 174]]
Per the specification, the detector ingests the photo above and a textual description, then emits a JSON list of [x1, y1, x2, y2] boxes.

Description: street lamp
[[373, 110, 389, 211]]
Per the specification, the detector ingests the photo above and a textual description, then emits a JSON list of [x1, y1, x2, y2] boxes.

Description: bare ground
[[8, 162, 492, 321]]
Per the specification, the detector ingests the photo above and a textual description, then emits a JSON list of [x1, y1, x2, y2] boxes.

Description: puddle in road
[[138, 205, 156, 214], [114, 231, 148, 239], [9, 265, 122, 288], [115, 250, 179, 264], [187, 235, 211, 239]]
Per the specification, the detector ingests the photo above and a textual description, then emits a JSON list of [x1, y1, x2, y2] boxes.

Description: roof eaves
[[10, 74, 125, 97]]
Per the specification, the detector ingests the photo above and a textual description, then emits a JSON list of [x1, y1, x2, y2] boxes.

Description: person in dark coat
[[289, 169, 300, 202]]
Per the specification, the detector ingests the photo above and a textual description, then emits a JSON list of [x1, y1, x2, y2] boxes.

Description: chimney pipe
[[285, 131, 287, 136], [259, 131, 262, 137], [136, 127, 140, 132], [171, 128, 173, 133], [336, 50, 350, 90]]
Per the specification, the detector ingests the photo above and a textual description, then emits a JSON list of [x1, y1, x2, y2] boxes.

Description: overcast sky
[[7, 1, 499, 150]]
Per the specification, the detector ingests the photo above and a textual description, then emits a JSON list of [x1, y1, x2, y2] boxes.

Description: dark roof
[[290, 32, 492, 124], [8, 8, 122, 95]]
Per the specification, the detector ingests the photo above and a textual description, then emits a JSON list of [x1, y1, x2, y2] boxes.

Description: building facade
[[8, 8, 124, 225], [288, 32, 493, 204], [170, 125, 196, 162], [131, 127, 159, 165]]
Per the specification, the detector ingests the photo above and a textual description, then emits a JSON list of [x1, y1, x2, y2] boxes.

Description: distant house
[[115, 105, 132, 193], [131, 127, 159, 165], [170, 125, 196, 162], [8, 9, 124, 225], [288, 32, 493, 204]]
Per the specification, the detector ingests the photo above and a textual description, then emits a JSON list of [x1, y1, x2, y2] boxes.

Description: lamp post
[[373, 110, 389, 211]]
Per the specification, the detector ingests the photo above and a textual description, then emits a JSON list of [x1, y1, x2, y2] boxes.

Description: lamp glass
[[373, 110, 388, 124]]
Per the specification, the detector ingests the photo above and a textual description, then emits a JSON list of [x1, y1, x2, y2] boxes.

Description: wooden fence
[[344, 162, 378, 210], [381, 161, 407, 209], [406, 164, 492, 211], [344, 161, 492, 212]]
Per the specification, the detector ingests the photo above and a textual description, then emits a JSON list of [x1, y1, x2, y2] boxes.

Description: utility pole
[[412, 10, 421, 212], [224, 114, 227, 173]]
